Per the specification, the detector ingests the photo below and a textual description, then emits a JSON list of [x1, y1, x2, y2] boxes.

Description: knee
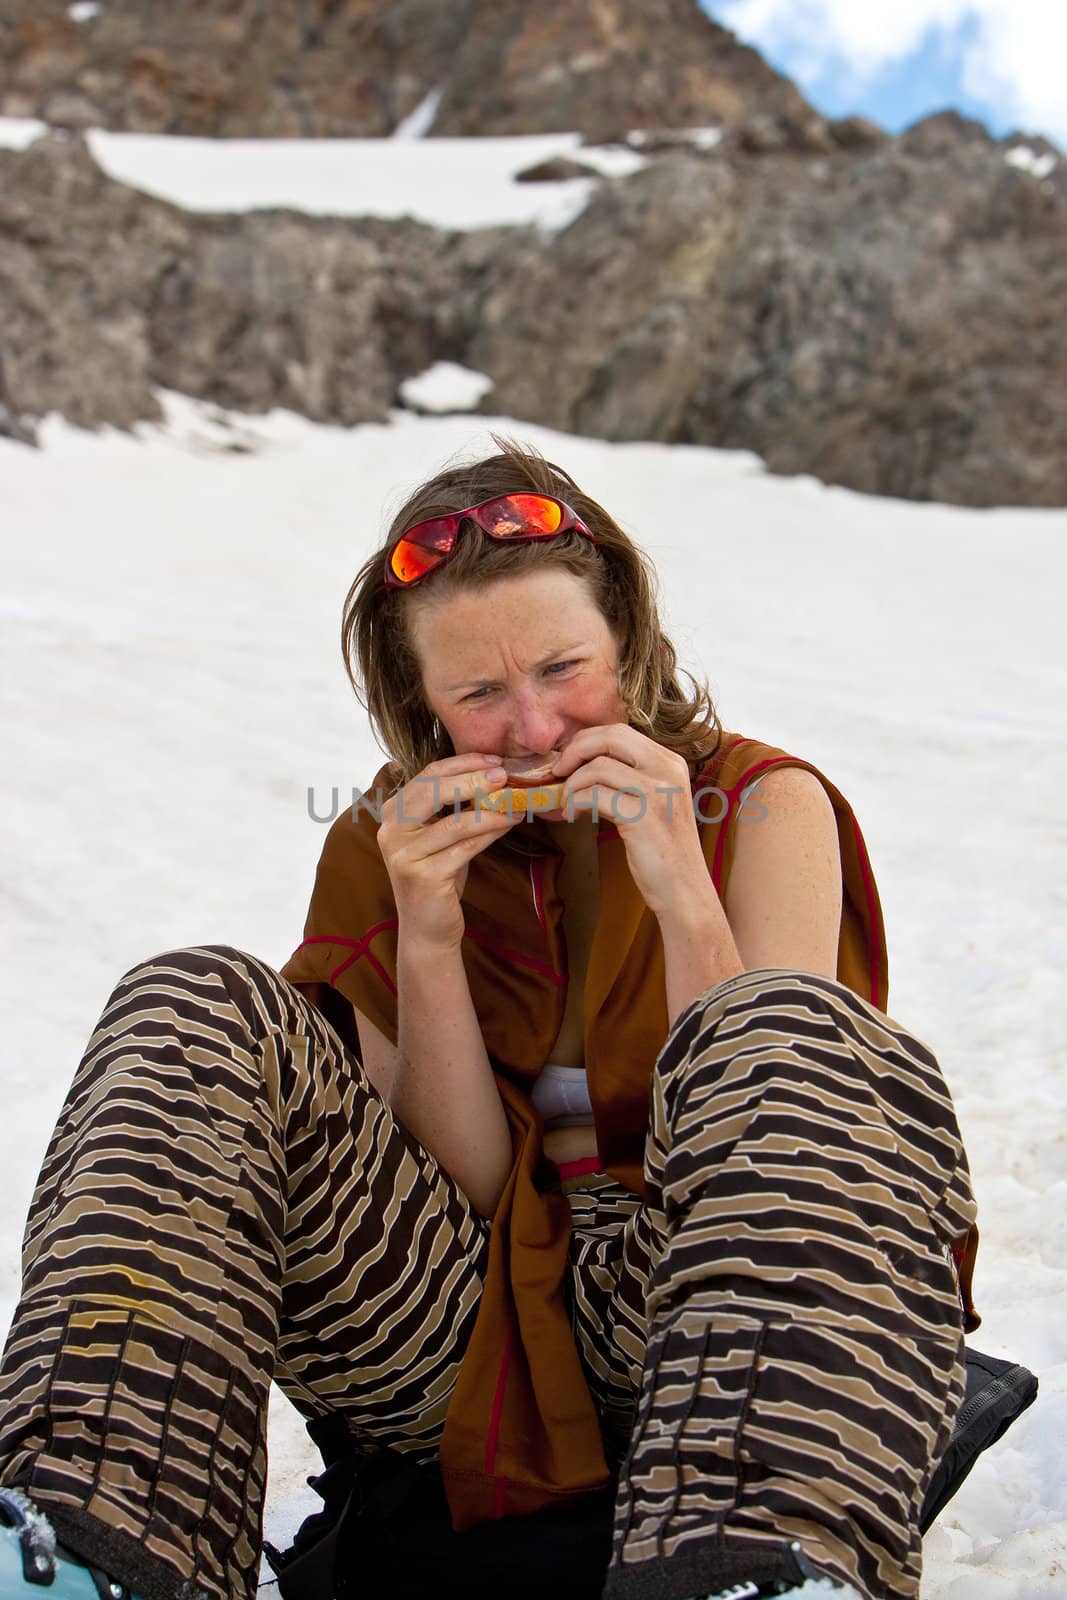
[[655, 967, 881, 1122], [90, 946, 291, 1099], [665, 967, 874, 1056], [113, 946, 286, 1030], [120, 944, 269, 987]]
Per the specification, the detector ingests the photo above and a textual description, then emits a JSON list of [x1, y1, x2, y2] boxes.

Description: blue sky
[[699, 2, 1063, 146]]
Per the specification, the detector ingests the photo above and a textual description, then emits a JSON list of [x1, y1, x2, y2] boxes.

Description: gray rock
[[898, 110, 995, 158], [828, 116, 887, 151], [0, 0, 814, 140], [735, 111, 835, 156], [514, 157, 602, 184], [2, 117, 1065, 508], [470, 140, 1067, 506], [0, 405, 37, 446], [0, 132, 496, 433], [40, 90, 102, 130], [0, 133, 166, 431]]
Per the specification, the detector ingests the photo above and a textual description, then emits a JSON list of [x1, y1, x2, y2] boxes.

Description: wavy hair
[[341, 437, 722, 784]]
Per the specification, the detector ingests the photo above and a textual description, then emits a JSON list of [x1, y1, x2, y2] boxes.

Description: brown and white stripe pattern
[[586, 969, 976, 1600], [0, 954, 976, 1600], [0, 946, 492, 1600]]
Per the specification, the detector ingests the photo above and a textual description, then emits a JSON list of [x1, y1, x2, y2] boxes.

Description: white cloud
[[961, 3, 1067, 143], [717, 0, 1067, 145], [718, 0, 966, 79]]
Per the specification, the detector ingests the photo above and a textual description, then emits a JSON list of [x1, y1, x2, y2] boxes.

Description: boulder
[[469, 138, 1067, 506], [0, 132, 496, 433]]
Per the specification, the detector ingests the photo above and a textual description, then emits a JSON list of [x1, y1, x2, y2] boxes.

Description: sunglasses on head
[[384, 492, 596, 589]]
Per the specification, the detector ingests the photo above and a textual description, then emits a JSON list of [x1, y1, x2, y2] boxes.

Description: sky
[[701, 0, 1066, 148]]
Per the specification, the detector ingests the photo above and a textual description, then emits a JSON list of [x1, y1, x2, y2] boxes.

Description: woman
[[0, 441, 978, 1600]]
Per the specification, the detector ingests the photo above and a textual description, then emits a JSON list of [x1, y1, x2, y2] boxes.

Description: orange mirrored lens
[[389, 541, 439, 584], [480, 494, 563, 537], [389, 518, 458, 583]]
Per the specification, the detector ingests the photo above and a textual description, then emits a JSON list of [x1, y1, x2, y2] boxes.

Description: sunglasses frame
[[384, 493, 596, 589]]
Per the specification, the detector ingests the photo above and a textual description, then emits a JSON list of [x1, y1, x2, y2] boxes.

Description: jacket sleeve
[[279, 763, 403, 1045]]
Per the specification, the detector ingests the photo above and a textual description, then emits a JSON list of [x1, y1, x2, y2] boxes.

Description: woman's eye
[[462, 662, 577, 702]]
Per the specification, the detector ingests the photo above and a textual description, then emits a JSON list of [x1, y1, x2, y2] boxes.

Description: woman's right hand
[[377, 753, 518, 950]]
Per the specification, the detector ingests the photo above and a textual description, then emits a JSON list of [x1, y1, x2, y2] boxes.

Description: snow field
[[2, 399, 1064, 1592], [0, 117, 648, 231]]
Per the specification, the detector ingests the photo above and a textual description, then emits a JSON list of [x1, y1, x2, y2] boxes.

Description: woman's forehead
[[413, 570, 604, 640], [410, 573, 615, 680]]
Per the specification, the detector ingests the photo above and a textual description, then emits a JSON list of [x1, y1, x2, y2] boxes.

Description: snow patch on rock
[[1005, 144, 1058, 178], [399, 362, 494, 414]]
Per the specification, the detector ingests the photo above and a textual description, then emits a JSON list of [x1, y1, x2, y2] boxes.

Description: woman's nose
[[509, 691, 565, 754]]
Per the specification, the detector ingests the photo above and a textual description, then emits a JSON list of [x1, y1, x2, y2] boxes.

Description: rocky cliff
[[2, 3, 1064, 506], [0, 0, 809, 140], [2, 117, 1063, 507], [474, 117, 1067, 506]]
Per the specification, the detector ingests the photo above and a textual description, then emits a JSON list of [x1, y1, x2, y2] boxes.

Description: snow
[[627, 125, 723, 150], [0, 119, 646, 231], [399, 360, 494, 413], [392, 88, 443, 140], [2, 394, 1064, 1595], [1004, 143, 1058, 179], [0, 118, 47, 152]]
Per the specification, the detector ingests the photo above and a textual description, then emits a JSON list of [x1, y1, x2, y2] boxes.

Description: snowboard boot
[[681, 1539, 853, 1598], [0, 1488, 142, 1600], [694, 1580, 850, 1600], [693, 1584, 849, 1600]]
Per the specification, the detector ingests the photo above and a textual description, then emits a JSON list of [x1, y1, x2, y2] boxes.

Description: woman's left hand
[[550, 724, 715, 921]]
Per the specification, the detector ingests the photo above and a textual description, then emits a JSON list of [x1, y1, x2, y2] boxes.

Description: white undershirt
[[530, 1063, 593, 1129], [530, 771, 773, 1130]]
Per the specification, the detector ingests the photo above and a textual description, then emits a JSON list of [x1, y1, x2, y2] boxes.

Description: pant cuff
[[603, 1535, 816, 1600], [37, 1501, 206, 1600]]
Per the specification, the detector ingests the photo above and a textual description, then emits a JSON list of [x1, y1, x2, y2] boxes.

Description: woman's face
[[409, 568, 629, 762]]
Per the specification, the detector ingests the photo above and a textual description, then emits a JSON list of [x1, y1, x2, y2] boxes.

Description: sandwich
[[483, 751, 567, 814]]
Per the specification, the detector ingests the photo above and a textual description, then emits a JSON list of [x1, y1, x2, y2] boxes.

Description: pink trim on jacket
[[485, 1311, 517, 1517]]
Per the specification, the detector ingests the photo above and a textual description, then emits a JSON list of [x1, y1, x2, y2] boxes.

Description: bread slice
[[482, 781, 568, 813]]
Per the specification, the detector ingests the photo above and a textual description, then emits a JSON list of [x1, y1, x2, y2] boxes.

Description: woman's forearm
[[657, 887, 744, 1027], [391, 933, 513, 1220]]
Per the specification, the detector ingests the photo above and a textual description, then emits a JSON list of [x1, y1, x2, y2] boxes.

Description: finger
[[556, 755, 652, 793], [566, 784, 648, 824], [553, 725, 642, 775], [389, 761, 509, 827], [396, 802, 518, 862], [391, 822, 519, 890], [424, 825, 521, 876], [426, 751, 507, 774]]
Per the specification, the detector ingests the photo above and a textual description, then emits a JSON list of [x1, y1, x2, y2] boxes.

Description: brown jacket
[[281, 732, 979, 1529]]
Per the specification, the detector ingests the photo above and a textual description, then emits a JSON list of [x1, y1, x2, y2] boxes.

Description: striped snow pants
[[0, 947, 977, 1600]]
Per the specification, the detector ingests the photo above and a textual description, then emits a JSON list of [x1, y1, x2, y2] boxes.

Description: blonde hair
[[341, 436, 722, 783]]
